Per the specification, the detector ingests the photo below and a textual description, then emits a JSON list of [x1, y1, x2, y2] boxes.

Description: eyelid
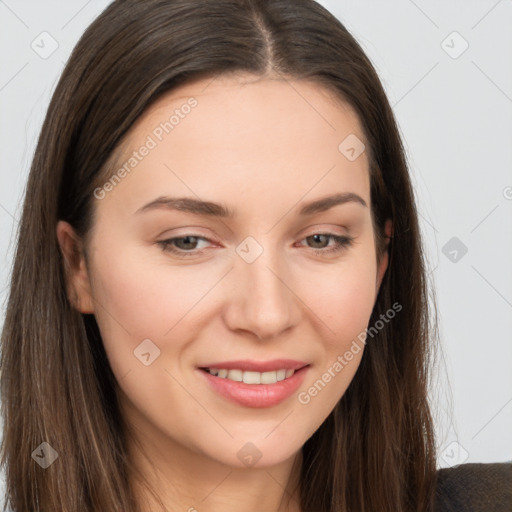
[[299, 222, 351, 236]]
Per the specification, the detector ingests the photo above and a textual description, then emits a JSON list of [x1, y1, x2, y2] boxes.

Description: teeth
[[227, 369, 242, 382], [262, 371, 278, 384], [243, 371, 261, 384], [206, 368, 296, 384]]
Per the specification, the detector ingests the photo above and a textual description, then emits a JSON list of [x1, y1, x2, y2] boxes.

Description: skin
[[57, 73, 392, 512]]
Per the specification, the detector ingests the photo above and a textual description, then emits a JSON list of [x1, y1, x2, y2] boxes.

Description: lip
[[197, 364, 310, 408], [197, 359, 309, 372]]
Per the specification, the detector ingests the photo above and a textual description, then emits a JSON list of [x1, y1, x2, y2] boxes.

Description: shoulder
[[434, 461, 512, 512]]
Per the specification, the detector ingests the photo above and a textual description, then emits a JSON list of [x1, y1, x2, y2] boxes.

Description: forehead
[[95, 73, 371, 220], [123, 73, 366, 157]]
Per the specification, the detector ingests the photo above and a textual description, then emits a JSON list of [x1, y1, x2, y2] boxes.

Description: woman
[[0, 0, 510, 511]]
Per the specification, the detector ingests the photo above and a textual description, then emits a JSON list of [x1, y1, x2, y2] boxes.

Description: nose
[[222, 243, 300, 341]]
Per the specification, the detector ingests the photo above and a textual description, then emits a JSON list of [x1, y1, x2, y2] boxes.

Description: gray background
[[1, 0, 511, 495]]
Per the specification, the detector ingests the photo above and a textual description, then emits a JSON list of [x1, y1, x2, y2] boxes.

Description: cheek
[[295, 261, 377, 418], [86, 243, 218, 377], [304, 255, 375, 374], [308, 256, 377, 343]]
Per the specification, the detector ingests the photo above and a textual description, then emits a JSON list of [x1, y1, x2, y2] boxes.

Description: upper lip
[[198, 359, 309, 372]]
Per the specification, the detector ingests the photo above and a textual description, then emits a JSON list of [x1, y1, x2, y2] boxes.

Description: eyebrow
[[135, 192, 367, 218]]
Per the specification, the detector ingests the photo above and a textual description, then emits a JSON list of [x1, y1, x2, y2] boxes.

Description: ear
[[375, 219, 393, 294], [56, 220, 95, 313]]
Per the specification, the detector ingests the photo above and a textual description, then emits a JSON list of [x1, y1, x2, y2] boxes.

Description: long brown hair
[[0, 0, 439, 510]]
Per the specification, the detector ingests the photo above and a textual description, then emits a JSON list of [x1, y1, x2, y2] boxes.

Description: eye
[[157, 232, 354, 258], [157, 235, 213, 257], [297, 233, 354, 255]]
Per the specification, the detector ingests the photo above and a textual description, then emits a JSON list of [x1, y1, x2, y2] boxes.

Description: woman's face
[[60, 73, 390, 471]]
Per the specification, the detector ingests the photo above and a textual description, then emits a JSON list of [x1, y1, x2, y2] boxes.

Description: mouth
[[196, 360, 310, 408]]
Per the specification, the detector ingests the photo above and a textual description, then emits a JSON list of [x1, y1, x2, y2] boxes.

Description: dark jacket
[[435, 462, 512, 511]]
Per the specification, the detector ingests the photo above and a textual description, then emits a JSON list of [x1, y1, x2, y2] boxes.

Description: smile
[[202, 367, 295, 384], [197, 362, 311, 408]]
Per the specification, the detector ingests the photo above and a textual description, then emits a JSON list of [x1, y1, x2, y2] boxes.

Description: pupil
[[311, 234, 326, 248], [179, 236, 196, 249]]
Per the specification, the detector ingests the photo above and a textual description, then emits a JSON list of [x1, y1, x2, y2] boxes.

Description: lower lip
[[197, 366, 310, 408]]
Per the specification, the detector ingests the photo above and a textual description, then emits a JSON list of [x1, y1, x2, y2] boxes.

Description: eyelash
[[157, 233, 354, 258]]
